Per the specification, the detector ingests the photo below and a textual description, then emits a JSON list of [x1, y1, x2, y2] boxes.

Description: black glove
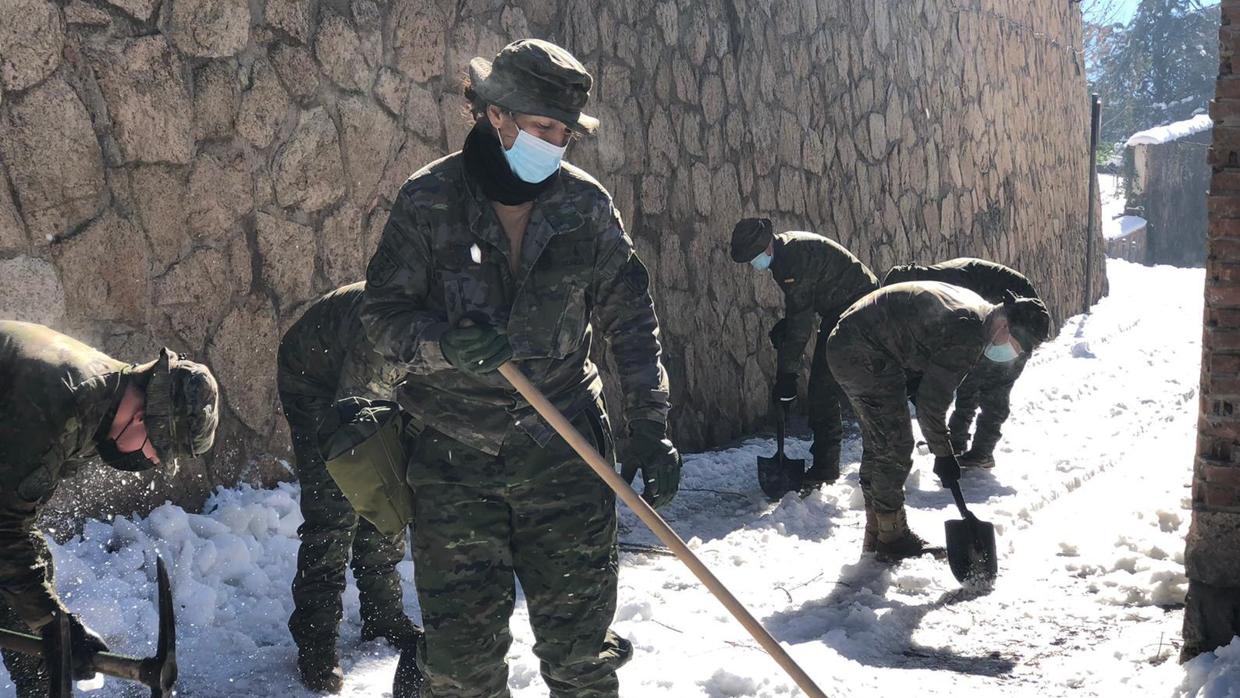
[[43, 614, 109, 681], [620, 420, 682, 509], [768, 319, 788, 349], [440, 324, 512, 375], [933, 454, 961, 486], [772, 372, 798, 403]]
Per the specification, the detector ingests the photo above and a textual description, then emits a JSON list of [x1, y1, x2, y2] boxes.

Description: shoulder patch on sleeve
[[366, 247, 400, 287], [621, 256, 651, 295]]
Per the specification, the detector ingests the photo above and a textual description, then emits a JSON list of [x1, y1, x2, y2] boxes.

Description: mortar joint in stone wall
[[944, 2, 1086, 59]]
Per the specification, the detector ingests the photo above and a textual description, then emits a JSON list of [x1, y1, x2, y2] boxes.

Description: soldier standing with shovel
[[360, 39, 680, 697]]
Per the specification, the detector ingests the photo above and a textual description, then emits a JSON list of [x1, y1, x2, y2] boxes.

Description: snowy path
[[608, 259, 1201, 697], [0, 260, 1207, 697]]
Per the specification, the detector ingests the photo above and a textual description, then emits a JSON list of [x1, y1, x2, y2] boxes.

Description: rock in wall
[[0, 0, 1106, 516]]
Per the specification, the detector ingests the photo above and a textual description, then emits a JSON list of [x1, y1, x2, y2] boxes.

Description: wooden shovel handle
[[498, 362, 828, 698]]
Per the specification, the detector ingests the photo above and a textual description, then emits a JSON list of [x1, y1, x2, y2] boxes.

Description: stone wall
[[0, 0, 1105, 516]]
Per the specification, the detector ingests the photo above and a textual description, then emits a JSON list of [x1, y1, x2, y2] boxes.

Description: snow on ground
[[0, 260, 1217, 697], [1099, 173, 1146, 241]]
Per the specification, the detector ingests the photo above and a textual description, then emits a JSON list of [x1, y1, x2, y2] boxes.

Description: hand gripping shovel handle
[[498, 363, 828, 698]]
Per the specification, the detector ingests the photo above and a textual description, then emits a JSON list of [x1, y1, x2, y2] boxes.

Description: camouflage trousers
[[826, 332, 914, 514], [947, 357, 1026, 456], [281, 392, 408, 652], [0, 532, 53, 697], [807, 322, 846, 459], [406, 405, 631, 698]]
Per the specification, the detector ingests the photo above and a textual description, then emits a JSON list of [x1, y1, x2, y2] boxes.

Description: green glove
[[440, 324, 512, 375], [621, 420, 682, 509]]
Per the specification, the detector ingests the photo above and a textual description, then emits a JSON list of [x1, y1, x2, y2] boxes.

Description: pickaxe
[[0, 556, 177, 697]]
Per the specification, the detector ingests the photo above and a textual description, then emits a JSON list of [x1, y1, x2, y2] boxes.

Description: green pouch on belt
[[318, 398, 414, 537]]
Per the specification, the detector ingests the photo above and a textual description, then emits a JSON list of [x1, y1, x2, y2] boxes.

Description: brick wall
[[1182, 0, 1240, 661]]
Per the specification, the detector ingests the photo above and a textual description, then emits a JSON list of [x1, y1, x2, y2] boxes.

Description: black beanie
[[729, 218, 774, 263]]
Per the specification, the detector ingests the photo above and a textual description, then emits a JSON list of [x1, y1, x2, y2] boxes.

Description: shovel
[[0, 556, 177, 697], [497, 362, 828, 698], [757, 401, 805, 499], [944, 480, 998, 584]]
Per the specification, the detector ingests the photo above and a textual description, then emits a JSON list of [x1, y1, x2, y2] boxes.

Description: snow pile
[[1126, 114, 1213, 147], [20, 484, 413, 697], [1181, 637, 1240, 698], [0, 260, 1216, 697]]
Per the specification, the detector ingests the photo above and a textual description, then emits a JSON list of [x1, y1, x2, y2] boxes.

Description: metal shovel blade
[[757, 453, 805, 500], [944, 516, 998, 584], [757, 401, 804, 500]]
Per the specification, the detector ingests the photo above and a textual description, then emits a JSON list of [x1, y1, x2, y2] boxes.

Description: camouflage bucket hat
[[468, 39, 599, 134], [145, 348, 220, 467], [1003, 293, 1052, 350], [730, 218, 775, 263]]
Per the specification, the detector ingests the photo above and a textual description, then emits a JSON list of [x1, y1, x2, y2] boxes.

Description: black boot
[[949, 433, 970, 455], [297, 643, 344, 694], [959, 448, 995, 469], [361, 615, 421, 648], [803, 442, 840, 490], [393, 641, 426, 698]]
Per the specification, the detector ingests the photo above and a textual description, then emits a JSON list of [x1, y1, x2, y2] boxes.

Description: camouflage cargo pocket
[[320, 399, 414, 537]]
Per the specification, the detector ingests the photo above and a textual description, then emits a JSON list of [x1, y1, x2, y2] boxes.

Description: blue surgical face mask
[[983, 340, 1020, 363], [502, 128, 567, 183], [749, 251, 773, 271]]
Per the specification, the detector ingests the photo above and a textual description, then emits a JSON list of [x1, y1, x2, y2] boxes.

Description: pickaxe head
[[140, 556, 177, 697], [0, 558, 178, 696]]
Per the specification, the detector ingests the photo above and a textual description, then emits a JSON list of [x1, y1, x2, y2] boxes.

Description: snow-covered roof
[[1104, 214, 1147, 241], [1125, 114, 1213, 147]]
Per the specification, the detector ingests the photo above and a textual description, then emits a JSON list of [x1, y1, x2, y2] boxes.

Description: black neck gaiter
[[462, 123, 557, 205]]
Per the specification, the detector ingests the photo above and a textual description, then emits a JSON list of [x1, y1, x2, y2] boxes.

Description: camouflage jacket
[[833, 282, 995, 457], [0, 321, 127, 630], [277, 282, 401, 412], [882, 257, 1040, 305], [361, 152, 670, 455], [770, 231, 878, 374]]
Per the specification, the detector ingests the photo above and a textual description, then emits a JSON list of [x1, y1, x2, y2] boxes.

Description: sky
[[1085, 0, 1221, 26]]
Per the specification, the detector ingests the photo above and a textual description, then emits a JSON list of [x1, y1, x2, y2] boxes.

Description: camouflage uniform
[[882, 258, 1041, 459], [825, 283, 994, 515], [0, 322, 138, 696], [768, 232, 878, 470], [361, 148, 669, 696], [277, 283, 412, 659]]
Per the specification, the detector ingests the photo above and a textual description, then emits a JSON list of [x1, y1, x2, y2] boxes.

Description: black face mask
[[96, 415, 158, 473], [462, 122, 558, 205]]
